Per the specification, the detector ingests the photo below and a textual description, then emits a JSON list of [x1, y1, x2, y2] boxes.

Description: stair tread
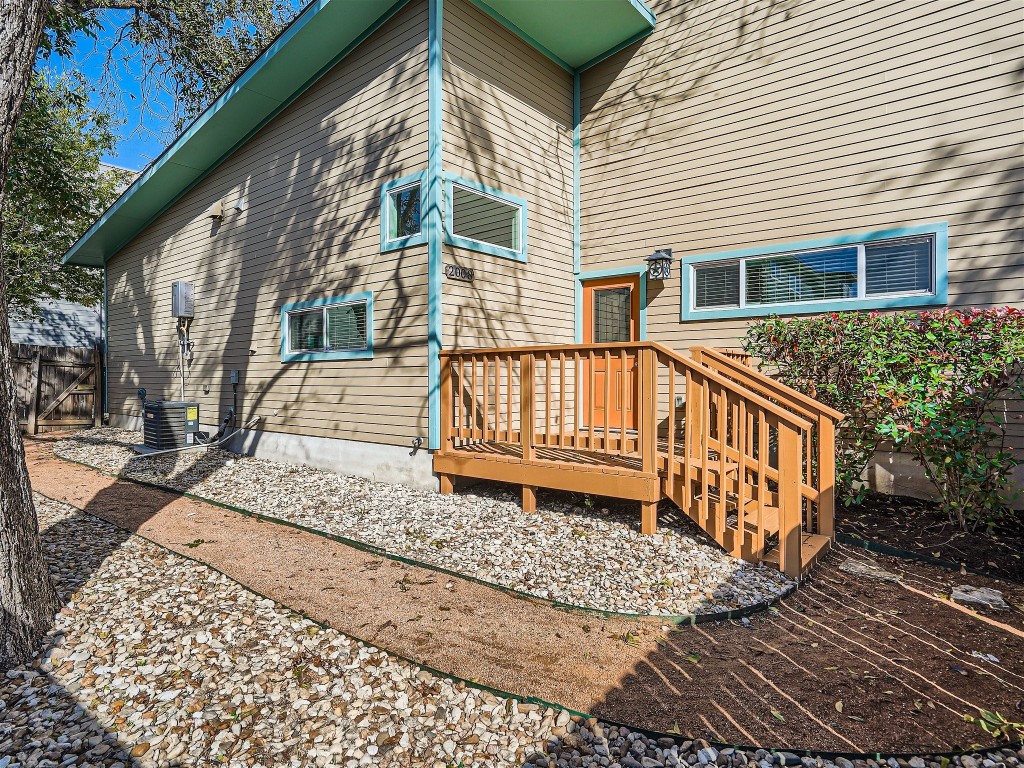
[[761, 533, 831, 571]]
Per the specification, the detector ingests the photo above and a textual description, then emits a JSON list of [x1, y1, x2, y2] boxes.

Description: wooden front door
[[582, 275, 641, 432]]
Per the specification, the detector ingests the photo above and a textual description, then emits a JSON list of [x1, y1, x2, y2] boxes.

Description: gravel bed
[[4, 494, 561, 767], [529, 727, 1024, 768], [53, 429, 793, 616]]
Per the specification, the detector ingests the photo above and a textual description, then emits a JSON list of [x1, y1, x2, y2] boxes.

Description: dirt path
[[26, 436, 1024, 753]]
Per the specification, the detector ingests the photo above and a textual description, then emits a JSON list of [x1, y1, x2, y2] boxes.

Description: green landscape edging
[[51, 451, 796, 624], [42, 488, 1023, 762], [836, 532, 1024, 586]]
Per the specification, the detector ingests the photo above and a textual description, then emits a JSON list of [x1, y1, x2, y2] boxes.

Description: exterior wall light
[[646, 248, 673, 281]]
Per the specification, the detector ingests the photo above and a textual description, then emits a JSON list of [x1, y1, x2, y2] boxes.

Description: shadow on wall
[[110, 5, 431, 445], [441, 1, 575, 349]]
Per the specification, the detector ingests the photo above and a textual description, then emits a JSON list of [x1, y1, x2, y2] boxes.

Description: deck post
[[520, 353, 535, 462], [523, 485, 537, 513], [640, 501, 658, 535], [439, 352, 453, 453], [817, 415, 835, 537], [439, 474, 454, 494], [640, 347, 657, 475], [778, 422, 803, 578]]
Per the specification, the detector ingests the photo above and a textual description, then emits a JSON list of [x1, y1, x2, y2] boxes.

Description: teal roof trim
[[65, 0, 654, 267], [64, 0, 411, 267], [472, 0, 655, 71]]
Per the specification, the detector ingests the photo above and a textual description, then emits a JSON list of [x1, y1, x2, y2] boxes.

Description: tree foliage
[[47, 0, 299, 136], [2, 73, 130, 317]]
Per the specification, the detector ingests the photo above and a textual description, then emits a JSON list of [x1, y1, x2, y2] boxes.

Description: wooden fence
[[12, 344, 102, 434]]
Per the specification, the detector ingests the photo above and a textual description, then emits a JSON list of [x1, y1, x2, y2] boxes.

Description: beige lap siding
[[105, 0, 431, 447], [579, 0, 1024, 447], [439, 0, 575, 350]]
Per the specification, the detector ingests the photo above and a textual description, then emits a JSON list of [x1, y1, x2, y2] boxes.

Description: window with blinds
[[865, 236, 933, 295], [286, 299, 369, 355], [451, 184, 521, 252], [746, 247, 859, 306], [694, 263, 740, 309], [689, 234, 935, 313]]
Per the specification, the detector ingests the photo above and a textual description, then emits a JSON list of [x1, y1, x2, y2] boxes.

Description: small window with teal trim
[[684, 225, 946, 320], [444, 175, 527, 262], [280, 292, 373, 362], [380, 172, 427, 252]]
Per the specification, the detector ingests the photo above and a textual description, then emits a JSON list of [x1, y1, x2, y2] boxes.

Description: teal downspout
[[102, 266, 108, 417], [573, 69, 580, 277], [427, 0, 443, 450], [572, 69, 582, 342]]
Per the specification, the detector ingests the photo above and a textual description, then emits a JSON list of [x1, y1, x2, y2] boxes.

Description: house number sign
[[444, 264, 475, 282]]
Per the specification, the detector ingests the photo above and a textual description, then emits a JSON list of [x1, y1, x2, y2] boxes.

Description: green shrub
[[744, 308, 1024, 530]]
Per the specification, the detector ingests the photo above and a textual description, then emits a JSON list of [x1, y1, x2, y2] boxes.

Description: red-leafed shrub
[[745, 308, 1024, 531]]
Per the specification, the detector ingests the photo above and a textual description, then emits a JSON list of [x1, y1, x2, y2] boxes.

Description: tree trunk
[[0, 0, 62, 669]]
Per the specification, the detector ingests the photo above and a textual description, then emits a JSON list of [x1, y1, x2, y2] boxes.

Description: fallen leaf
[[771, 710, 785, 723], [835, 701, 844, 713]]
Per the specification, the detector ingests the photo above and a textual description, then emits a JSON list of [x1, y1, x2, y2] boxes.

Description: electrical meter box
[[171, 280, 195, 318]]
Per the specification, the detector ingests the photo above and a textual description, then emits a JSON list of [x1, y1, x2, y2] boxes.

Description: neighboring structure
[[9, 300, 101, 348], [63, 0, 1022, 513]]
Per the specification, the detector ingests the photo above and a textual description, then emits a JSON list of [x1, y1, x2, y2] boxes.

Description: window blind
[[746, 247, 858, 306], [865, 236, 933, 295], [693, 263, 740, 309], [452, 186, 520, 251], [326, 302, 368, 350]]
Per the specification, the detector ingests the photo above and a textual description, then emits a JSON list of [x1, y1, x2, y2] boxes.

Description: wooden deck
[[434, 343, 843, 578]]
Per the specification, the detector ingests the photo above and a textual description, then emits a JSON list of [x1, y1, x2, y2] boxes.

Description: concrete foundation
[[867, 450, 1024, 510], [110, 414, 438, 491]]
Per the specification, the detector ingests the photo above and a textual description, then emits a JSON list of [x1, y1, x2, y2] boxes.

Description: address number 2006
[[444, 264, 475, 282]]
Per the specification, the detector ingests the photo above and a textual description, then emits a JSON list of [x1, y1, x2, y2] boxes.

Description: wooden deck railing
[[437, 342, 836, 577], [692, 347, 845, 541]]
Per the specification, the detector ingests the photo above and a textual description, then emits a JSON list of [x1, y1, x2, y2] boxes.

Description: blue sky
[[43, 11, 175, 172]]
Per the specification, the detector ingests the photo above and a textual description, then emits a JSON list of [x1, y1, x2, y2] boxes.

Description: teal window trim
[[575, 266, 648, 343], [443, 174, 528, 263], [380, 171, 427, 252], [280, 291, 374, 362], [680, 223, 949, 321]]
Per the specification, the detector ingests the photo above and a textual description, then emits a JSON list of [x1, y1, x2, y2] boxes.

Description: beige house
[[65, 0, 1022, 575]]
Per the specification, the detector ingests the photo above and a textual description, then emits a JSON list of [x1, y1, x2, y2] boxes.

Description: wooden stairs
[[434, 342, 843, 578]]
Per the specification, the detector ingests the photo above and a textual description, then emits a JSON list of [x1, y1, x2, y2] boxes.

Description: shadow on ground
[[590, 545, 1024, 753]]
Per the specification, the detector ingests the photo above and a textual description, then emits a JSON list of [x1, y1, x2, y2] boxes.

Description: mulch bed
[[837, 492, 1024, 583], [596, 544, 1024, 753]]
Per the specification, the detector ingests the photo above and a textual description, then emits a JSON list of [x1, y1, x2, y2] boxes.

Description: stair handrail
[[692, 347, 845, 423], [694, 346, 842, 545], [649, 341, 812, 577], [442, 342, 813, 432], [647, 342, 813, 432]]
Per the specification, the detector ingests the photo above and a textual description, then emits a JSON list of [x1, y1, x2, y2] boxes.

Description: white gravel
[[53, 428, 794, 616], [3, 494, 561, 767]]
